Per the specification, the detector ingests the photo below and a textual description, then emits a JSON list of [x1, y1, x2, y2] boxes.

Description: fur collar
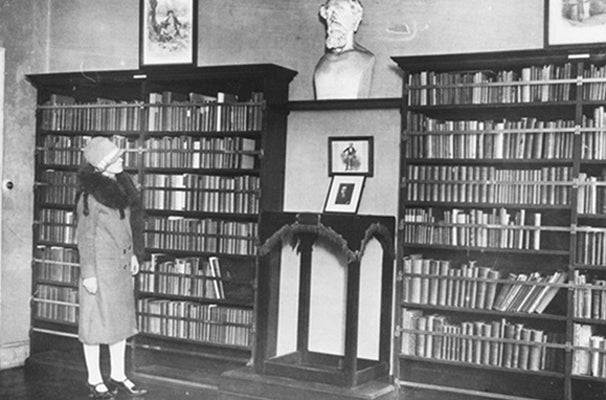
[[77, 164, 138, 210]]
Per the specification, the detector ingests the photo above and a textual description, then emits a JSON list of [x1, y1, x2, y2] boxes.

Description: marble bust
[[313, 0, 376, 100]]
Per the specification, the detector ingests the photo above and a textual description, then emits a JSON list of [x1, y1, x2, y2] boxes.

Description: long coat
[[75, 169, 144, 345]]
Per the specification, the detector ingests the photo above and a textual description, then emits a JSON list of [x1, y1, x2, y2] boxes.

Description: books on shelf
[[139, 253, 227, 300], [402, 254, 566, 314], [405, 164, 571, 206], [40, 90, 265, 133], [574, 271, 606, 320], [572, 323, 602, 376], [407, 63, 573, 106], [403, 207, 547, 250], [136, 299, 252, 347], [144, 90, 264, 132], [144, 217, 258, 256], [400, 308, 564, 372], [34, 283, 78, 323], [208, 256, 225, 299], [405, 113, 576, 161], [143, 136, 258, 170], [34, 245, 80, 285]]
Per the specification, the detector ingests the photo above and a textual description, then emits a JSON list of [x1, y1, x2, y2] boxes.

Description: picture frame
[[323, 175, 366, 214], [139, 0, 198, 68], [544, 0, 606, 48], [328, 136, 374, 177]]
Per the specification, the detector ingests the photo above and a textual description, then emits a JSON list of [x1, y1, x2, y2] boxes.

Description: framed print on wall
[[324, 175, 366, 214], [545, 0, 606, 48], [328, 136, 374, 177], [139, 0, 198, 68]]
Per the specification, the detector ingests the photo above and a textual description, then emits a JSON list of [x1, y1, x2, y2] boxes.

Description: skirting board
[[0, 340, 30, 370]]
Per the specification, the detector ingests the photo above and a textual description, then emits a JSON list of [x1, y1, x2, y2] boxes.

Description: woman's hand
[[82, 277, 98, 294], [130, 255, 140, 275]]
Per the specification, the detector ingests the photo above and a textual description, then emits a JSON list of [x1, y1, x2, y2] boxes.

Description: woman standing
[[75, 137, 147, 399]]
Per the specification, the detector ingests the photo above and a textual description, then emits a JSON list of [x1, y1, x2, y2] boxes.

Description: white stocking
[[109, 339, 127, 382], [83, 343, 105, 387]]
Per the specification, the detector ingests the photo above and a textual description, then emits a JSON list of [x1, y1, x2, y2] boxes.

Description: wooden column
[[343, 259, 361, 386], [296, 234, 316, 363]]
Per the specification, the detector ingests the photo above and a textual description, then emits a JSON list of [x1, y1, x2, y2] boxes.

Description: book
[[208, 256, 225, 299], [216, 91, 238, 131], [47, 93, 75, 130], [530, 271, 566, 314], [590, 335, 603, 377], [400, 308, 422, 355], [240, 138, 256, 169], [415, 315, 428, 357], [408, 254, 423, 303], [572, 323, 594, 375], [147, 92, 163, 131], [528, 329, 544, 371]]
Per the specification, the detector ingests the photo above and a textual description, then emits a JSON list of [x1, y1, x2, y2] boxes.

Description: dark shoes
[[108, 378, 148, 396], [87, 382, 114, 399]]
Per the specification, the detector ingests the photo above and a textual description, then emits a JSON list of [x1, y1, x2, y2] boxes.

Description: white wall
[[275, 238, 385, 360], [0, 0, 547, 369]]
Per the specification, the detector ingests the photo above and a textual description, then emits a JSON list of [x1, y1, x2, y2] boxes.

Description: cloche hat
[[83, 137, 124, 172]]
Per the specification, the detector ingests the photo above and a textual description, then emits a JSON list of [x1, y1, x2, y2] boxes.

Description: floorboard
[[0, 366, 218, 400]]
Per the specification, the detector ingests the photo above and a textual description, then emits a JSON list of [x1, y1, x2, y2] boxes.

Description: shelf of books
[[27, 64, 296, 380], [393, 49, 606, 400]]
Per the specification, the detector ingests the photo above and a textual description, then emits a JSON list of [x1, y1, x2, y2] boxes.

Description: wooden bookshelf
[[26, 64, 296, 384], [394, 49, 606, 400]]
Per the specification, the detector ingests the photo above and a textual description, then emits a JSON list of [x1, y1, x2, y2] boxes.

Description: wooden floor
[[0, 366, 218, 400]]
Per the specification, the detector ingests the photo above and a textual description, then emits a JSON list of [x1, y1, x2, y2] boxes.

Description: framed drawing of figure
[[140, 0, 198, 67], [545, 0, 606, 48], [328, 136, 374, 177]]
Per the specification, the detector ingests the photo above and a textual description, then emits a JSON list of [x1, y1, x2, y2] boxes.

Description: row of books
[[406, 165, 571, 206], [573, 324, 606, 377], [402, 208, 543, 250], [41, 91, 265, 133], [41, 94, 143, 132], [139, 254, 225, 299], [145, 217, 257, 256], [407, 64, 573, 106], [34, 245, 79, 284], [576, 230, 606, 266], [574, 272, 606, 320], [401, 309, 564, 372], [402, 255, 565, 314], [38, 170, 78, 205], [34, 284, 78, 323], [41, 134, 258, 170], [583, 65, 606, 101], [142, 174, 259, 214], [40, 134, 138, 167], [137, 299, 252, 347], [38, 209, 75, 244], [143, 136, 256, 169], [577, 171, 606, 214], [406, 113, 576, 160], [581, 107, 606, 160], [148, 91, 264, 133]]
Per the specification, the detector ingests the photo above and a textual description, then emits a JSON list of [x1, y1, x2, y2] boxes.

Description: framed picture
[[328, 136, 374, 177], [324, 176, 366, 214], [545, 0, 606, 48], [139, 0, 198, 68]]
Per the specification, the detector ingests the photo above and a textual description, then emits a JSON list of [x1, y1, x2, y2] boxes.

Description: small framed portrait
[[139, 0, 198, 68], [324, 175, 366, 214], [328, 136, 374, 177], [545, 0, 606, 48]]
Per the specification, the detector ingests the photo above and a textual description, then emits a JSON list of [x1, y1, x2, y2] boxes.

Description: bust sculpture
[[313, 0, 376, 99]]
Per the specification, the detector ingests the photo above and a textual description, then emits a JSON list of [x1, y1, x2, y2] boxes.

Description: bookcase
[[393, 49, 606, 400], [26, 64, 296, 383]]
